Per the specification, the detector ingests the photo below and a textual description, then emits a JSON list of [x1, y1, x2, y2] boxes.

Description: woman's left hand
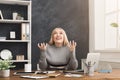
[[68, 40, 77, 52]]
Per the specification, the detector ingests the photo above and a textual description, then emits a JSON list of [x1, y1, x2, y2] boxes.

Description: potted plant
[[0, 59, 15, 77]]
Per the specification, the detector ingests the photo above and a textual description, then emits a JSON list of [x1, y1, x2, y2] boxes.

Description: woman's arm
[[66, 49, 78, 70], [39, 50, 48, 70], [38, 43, 48, 70], [66, 40, 78, 70]]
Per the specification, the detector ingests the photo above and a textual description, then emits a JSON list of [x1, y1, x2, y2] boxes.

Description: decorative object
[[0, 69, 10, 77], [13, 12, 18, 20], [24, 63, 31, 72], [10, 31, 16, 39], [16, 55, 24, 60], [16, 14, 24, 20], [0, 49, 12, 60], [98, 61, 112, 73], [0, 59, 15, 77], [13, 12, 24, 20]]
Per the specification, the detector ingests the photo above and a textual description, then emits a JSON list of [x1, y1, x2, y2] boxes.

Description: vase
[[0, 69, 10, 77]]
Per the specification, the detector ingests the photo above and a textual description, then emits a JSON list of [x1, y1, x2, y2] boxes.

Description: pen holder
[[83, 61, 95, 76], [88, 65, 94, 76]]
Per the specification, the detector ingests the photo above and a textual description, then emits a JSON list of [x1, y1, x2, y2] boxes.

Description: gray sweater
[[39, 44, 78, 70]]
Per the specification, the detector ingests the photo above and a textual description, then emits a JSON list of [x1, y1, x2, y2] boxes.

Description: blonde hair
[[49, 27, 69, 46]]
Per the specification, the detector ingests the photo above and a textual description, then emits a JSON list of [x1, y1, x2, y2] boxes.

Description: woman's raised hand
[[38, 43, 47, 51], [68, 40, 77, 52]]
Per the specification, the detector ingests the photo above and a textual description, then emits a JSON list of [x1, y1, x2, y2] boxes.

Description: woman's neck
[[55, 43, 63, 47]]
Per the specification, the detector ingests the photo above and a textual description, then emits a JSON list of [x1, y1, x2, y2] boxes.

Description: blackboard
[[32, 0, 89, 69]]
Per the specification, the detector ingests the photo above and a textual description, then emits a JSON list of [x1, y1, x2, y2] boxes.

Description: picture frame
[[0, 10, 3, 20]]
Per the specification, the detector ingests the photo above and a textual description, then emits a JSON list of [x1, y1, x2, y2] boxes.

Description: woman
[[38, 27, 78, 70]]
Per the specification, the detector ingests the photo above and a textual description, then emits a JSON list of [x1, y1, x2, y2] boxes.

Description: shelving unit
[[0, 40, 30, 42], [0, 19, 30, 23], [0, 0, 31, 68], [10, 60, 30, 63]]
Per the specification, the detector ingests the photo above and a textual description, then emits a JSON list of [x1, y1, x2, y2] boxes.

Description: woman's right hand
[[68, 40, 77, 52], [38, 43, 47, 51]]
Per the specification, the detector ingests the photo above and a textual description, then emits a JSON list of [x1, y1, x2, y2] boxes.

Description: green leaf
[[110, 23, 119, 27], [0, 59, 15, 70]]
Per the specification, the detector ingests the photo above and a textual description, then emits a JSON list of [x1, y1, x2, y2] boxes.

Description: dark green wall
[[32, 0, 89, 69]]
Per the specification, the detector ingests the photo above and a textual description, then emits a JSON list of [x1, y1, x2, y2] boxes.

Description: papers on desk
[[21, 75, 48, 79], [16, 70, 83, 79], [20, 71, 60, 79], [63, 69, 84, 74], [13, 72, 35, 76], [64, 74, 83, 78], [47, 71, 56, 73], [64, 69, 84, 78], [20, 73, 61, 79], [14, 70, 51, 76], [48, 73, 61, 78]]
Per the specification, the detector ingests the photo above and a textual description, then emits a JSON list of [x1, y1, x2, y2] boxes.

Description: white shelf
[[0, 0, 31, 67], [0, 40, 30, 42], [0, 0, 31, 5], [0, 19, 30, 23], [10, 60, 30, 62]]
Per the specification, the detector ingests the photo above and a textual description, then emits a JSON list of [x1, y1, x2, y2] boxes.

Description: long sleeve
[[66, 49, 78, 70], [39, 44, 78, 70], [39, 50, 48, 70]]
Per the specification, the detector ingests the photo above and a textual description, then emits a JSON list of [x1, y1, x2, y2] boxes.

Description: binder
[[0, 10, 3, 20], [26, 23, 30, 40], [21, 23, 26, 40], [21, 23, 30, 40]]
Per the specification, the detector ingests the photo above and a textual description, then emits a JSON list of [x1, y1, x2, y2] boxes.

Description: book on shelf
[[0, 10, 3, 20], [21, 23, 30, 40]]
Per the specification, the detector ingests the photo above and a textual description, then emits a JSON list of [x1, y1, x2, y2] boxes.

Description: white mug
[[13, 12, 18, 20], [10, 31, 16, 39], [24, 64, 32, 72]]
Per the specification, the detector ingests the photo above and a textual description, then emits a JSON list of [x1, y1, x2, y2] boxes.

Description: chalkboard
[[32, 0, 89, 69]]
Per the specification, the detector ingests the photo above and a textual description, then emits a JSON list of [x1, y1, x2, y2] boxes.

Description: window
[[89, 0, 120, 52]]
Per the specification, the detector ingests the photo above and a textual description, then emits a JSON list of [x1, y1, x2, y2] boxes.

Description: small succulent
[[0, 59, 15, 70]]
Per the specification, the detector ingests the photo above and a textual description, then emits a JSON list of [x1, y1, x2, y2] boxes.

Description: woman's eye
[[60, 32, 63, 34], [53, 32, 57, 34]]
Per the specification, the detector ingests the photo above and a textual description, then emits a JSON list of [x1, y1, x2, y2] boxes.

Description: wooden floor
[[0, 69, 120, 80]]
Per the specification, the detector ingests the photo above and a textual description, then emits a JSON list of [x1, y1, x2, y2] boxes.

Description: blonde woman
[[38, 27, 78, 70]]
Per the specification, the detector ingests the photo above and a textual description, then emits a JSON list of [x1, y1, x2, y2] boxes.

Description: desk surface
[[0, 69, 120, 80]]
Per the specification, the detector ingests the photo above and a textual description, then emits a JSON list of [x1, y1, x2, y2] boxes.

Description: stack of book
[[16, 55, 24, 60], [0, 37, 6, 40]]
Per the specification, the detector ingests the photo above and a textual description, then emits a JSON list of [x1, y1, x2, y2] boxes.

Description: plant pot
[[0, 69, 10, 77]]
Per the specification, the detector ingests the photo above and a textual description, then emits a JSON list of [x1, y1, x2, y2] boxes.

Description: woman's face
[[52, 28, 64, 44]]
